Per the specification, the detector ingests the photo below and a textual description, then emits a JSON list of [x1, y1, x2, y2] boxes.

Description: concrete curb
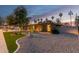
[[14, 34, 30, 53], [0, 30, 9, 53], [13, 37, 21, 53]]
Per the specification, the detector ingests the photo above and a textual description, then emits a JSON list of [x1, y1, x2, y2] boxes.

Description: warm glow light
[[47, 24, 51, 32]]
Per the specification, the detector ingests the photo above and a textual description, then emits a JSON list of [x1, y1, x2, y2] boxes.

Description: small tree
[[7, 15, 16, 26], [7, 15, 18, 34]]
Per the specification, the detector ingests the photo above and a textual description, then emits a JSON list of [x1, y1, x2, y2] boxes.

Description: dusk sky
[[0, 5, 79, 22], [0, 5, 62, 17]]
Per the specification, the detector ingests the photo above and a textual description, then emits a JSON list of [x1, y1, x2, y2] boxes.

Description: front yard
[[3, 32, 25, 53]]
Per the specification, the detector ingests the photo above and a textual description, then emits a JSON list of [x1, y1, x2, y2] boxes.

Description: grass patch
[[3, 32, 25, 53]]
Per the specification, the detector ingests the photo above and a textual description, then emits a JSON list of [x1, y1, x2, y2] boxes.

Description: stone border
[[13, 37, 21, 53], [14, 34, 30, 53]]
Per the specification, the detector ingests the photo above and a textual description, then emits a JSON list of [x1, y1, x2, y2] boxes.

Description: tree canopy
[[14, 6, 29, 27], [7, 6, 29, 30], [7, 15, 16, 26]]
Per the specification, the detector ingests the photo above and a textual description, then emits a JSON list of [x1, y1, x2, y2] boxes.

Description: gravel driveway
[[16, 32, 78, 53]]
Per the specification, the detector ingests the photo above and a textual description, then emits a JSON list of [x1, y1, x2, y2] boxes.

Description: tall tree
[[75, 13, 78, 26], [14, 6, 29, 30], [75, 14, 79, 33], [68, 10, 73, 26]]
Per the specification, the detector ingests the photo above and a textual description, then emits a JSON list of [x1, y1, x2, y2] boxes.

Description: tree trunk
[[70, 15, 72, 26]]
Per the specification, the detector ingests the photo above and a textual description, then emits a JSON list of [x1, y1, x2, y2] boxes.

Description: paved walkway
[[0, 30, 8, 53], [16, 32, 78, 53]]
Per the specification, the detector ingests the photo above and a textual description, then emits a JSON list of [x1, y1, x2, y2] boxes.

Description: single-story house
[[27, 20, 54, 33]]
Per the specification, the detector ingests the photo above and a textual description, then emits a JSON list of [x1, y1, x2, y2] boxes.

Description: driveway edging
[[14, 34, 30, 53], [13, 37, 21, 53]]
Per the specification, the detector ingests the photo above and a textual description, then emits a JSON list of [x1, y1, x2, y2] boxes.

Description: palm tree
[[68, 10, 73, 26], [56, 18, 61, 25], [34, 19, 37, 23], [41, 18, 43, 23], [59, 13, 63, 20], [46, 18, 48, 23], [75, 13, 79, 33], [51, 16, 54, 22], [75, 13, 78, 26], [37, 19, 40, 23]]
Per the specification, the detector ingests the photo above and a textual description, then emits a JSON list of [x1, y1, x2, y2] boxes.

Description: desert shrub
[[51, 24, 61, 34]]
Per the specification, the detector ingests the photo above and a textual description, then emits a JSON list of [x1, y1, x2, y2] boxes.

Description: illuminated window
[[47, 24, 51, 32]]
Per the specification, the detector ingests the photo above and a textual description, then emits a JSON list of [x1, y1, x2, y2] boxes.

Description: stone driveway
[[0, 30, 8, 53], [16, 32, 78, 53]]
